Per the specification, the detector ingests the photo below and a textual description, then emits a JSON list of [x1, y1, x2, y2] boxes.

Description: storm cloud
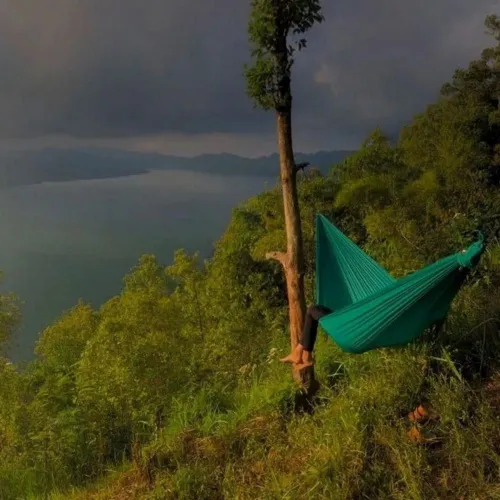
[[0, 0, 498, 154]]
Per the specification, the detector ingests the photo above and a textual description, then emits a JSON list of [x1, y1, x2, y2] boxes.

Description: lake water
[[0, 170, 274, 362]]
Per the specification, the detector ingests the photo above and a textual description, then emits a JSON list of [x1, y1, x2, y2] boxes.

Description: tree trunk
[[276, 109, 316, 393]]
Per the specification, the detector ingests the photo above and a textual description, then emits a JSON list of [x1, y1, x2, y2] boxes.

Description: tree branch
[[294, 161, 310, 174], [265, 251, 288, 269]]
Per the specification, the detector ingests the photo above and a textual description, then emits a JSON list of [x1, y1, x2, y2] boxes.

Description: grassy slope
[[49, 331, 500, 500]]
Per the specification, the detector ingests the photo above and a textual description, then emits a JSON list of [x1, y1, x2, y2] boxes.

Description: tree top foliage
[[441, 15, 500, 102], [244, 0, 324, 110]]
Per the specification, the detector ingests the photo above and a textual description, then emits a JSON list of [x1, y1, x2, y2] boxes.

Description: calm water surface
[[0, 170, 273, 361]]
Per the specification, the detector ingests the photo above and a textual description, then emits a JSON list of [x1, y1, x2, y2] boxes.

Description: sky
[[0, 0, 499, 157]]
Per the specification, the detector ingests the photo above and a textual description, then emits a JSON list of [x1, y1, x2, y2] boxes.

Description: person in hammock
[[280, 304, 332, 369]]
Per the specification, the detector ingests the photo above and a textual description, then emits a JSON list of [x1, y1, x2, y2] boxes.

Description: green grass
[[40, 335, 500, 500]]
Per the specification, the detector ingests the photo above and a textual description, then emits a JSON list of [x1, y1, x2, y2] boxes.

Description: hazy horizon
[[0, 148, 353, 189]]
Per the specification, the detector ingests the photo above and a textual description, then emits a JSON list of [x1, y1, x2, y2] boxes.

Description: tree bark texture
[[276, 110, 316, 392]]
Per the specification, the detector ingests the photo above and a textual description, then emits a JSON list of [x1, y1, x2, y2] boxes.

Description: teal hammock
[[315, 214, 485, 354]]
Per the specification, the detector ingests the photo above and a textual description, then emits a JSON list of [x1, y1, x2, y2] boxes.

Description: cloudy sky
[[0, 0, 498, 157]]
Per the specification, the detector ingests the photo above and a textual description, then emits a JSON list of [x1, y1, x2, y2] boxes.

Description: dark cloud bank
[[0, 0, 498, 154]]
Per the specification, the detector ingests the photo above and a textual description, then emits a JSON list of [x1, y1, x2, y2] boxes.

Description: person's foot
[[280, 344, 304, 364], [280, 353, 302, 364], [294, 359, 314, 370], [294, 349, 313, 370]]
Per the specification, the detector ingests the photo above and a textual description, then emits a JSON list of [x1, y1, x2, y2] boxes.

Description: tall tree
[[440, 14, 500, 184], [244, 0, 324, 386]]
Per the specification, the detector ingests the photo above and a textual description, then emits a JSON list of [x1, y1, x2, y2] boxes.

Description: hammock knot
[[457, 236, 485, 268]]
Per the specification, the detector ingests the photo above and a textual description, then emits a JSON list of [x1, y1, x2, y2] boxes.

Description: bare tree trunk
[[276, 110, 305, 341], [275, 109, 316, 392]]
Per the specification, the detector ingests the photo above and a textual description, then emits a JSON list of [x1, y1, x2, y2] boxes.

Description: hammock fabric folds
[[315, 214, 485, 354]]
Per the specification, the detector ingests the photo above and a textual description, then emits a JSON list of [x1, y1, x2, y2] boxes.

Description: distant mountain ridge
[[0, 148, 355, 188]]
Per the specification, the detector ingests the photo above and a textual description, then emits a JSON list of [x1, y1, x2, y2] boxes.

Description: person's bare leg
[[281, 304, 330, 366], [295, 349, 313, 370], [280, 343, 304, 364]]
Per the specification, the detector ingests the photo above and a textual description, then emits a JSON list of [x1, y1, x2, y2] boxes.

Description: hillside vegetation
[[3, 16, 500, 500]]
